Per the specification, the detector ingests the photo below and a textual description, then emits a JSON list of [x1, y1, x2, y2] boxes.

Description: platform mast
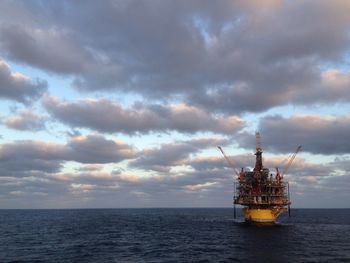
[[254, 132, 263, 172]]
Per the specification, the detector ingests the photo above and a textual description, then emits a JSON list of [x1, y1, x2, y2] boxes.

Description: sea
[[0, 208, 349, 262]]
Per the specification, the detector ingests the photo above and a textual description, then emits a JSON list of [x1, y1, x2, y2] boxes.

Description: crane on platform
[[217, 146, 240, 177], [282, 145, 302, 177], [217, 145, 240, 219], [280, 145, 301, 217]]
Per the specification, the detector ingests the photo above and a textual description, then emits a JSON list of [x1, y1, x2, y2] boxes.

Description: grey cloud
[[0, 109, 46, 131], [0, 59, 46, 103], [0, 140, 65, 176], [0, 174, 72, 208], [129, 137, 227, 172], [330, 156, 350, 172], [1, 1, 350, 113], [43, 96, 244, 135], [0, 140, 66, 161], [237, 114, 350, 154], [189, 58, 320, 114], [186, 157, 227, 171], [186, 154, 253, 172], [0, 134, 136, 176], [0, 25, 90, 74], [77, 164, 103, 172], [319, 173, 350, 194], [0, 160, 62, 177], [294, 70, 350, 105], [256, 1, 350, 61], [67, 134, 136, 164]]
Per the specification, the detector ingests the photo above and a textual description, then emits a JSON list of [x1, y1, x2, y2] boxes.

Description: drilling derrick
[[228, 133, 301, 224]]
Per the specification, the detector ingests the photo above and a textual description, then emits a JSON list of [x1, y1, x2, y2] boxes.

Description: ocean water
[[0, 208, 349, 262]]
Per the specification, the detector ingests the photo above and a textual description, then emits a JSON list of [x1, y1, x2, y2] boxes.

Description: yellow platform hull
[[243, 207, 287, 223]]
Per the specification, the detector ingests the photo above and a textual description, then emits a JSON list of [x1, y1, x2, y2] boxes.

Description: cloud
[[43, 95, 244, 134], [238, 114, 350, 154], [0, 109, 46, 131], [0, 25, 91, 74], [294, 69, 350, 105], [0, 59, 46, 103], [1, 1, 350, 113], [67, 134, 136, 163], [0, 160, 62, 177], [183, 182, 217, 192], [186, 153, 257, 172], [77, 164, 104, 172], [129, 137, 228, 172], [0, 134, 136, 177], [186, 156, 227, 171], [0, 142, 62, 176]]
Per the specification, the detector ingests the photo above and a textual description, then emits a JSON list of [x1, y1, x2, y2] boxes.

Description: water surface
[[0, 208, 349, 262]]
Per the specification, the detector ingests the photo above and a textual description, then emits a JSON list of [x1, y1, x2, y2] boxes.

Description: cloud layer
[[43, 96, 244, 135], [129, 137, 228, 172], [0, 1, 350, 208], [1, 1, 350, 113], [0, 134, 136, 177]]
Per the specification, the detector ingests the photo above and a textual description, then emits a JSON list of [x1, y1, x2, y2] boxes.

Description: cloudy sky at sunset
[[0, 0, 349, 208]]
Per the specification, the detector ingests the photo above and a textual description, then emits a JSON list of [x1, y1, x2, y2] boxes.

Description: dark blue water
[[0, 209, 349, 262]]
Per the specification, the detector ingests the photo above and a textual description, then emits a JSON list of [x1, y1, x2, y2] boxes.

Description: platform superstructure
[[218, 133, 301, 224]]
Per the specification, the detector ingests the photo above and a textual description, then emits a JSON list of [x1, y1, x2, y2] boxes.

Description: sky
[[0, 0, 349, 208]]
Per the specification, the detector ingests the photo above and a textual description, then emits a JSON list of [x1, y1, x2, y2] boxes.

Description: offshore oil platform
[[218, 132, 301, 224]]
